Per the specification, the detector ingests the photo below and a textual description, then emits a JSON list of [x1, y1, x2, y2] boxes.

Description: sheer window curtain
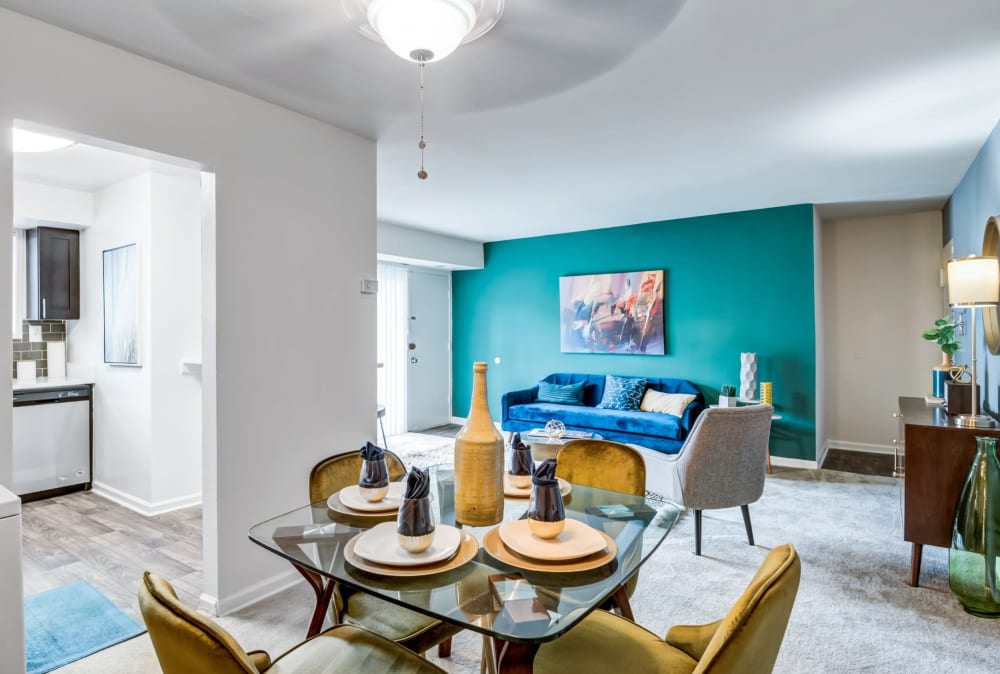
[[377, 262, 408, 436]]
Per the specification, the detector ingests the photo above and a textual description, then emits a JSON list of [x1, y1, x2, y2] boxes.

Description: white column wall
[[0, 9, 376, 611]]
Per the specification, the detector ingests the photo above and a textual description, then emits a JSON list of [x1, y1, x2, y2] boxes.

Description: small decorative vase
[[397, 497, 435, 553], [509, 433, 534, 489], [933, 352, 952, 398], [358, 456, 389, 502], [760, 382, 773, 405], [740, 352, 758, 401], [949, 436, 1000, 618], [527, 459, 565, 540], [454, 362, 504, 526]]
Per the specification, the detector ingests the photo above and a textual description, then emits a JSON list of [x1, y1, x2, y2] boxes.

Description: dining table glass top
[[249, 466, 680, 645]]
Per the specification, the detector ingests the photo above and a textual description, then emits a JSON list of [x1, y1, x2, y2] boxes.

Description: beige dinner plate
[[353, 522, 463, 567], [503, 475, 572, 499], [345, 529, 479, 577], [498, 518, 608, 561], [483, 526, 617, 573], [333, 482, 406, 513]]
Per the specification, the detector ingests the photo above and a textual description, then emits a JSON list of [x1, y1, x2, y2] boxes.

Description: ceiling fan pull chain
[[417, 57, 428, 180]]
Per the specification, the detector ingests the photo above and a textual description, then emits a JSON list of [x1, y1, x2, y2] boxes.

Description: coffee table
[[524, 433, 603, 461]]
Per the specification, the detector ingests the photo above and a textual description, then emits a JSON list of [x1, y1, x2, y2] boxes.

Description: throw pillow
[[596, 375, 648, 411], [537, 381, 585, 405], [640, 390, 696, 417]]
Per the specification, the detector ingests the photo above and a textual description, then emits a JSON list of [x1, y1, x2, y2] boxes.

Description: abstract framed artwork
[[103, 243, 140, 366], [560, 270, 665, 354]]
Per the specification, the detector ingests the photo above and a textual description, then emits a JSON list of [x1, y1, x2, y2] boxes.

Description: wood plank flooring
[[21, 491, 203, 623]]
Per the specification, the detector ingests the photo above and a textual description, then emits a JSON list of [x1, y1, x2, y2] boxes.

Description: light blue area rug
[[25, 580, 146, 674]]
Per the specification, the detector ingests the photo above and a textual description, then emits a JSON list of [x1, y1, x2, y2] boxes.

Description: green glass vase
[[949, 435, 1000, 618]]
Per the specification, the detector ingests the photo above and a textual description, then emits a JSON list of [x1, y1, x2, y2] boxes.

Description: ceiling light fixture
[[12, 128, 75, 153], [357, 0, 503, 179]]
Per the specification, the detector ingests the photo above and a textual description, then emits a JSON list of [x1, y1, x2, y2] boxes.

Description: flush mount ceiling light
[[12, 128, 74, 153], [346, 0, 503, 179]]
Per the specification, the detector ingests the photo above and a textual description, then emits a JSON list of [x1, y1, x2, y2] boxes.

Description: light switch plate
[[361, 278, 379, 295]]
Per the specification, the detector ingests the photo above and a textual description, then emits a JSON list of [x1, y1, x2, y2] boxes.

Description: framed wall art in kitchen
[[103, 243, 140, 366]]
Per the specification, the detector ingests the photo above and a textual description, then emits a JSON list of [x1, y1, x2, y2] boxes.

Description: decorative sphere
[[417, 170, 428, 180], [544, 419, 566, 439], [418, 140, 426, 149]]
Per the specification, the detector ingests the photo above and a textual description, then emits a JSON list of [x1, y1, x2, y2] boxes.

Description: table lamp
[[947, 255, 1000, 428]]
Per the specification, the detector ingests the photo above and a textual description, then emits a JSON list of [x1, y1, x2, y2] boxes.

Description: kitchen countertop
[[13, 377, 95, 392]]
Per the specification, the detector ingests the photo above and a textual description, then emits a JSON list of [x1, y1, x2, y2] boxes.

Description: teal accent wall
[[452, 204, 817, 460], [945, 119, 1000, 417]]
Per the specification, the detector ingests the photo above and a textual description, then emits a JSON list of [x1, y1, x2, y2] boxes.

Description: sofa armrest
[[501, 387, 538, 423], [680, 397, 705, 437]]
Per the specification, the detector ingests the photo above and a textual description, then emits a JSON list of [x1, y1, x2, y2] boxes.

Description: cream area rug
[[57, 434, 997, 673]]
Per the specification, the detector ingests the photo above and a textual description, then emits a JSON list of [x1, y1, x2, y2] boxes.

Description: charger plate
[[503, 475, 572, 499], [345, 529, 479, 577], [334, 482, 406, 512], [483, 526, 617, 573], [353, 522, 462, 567], [499, 518, 608, 561]]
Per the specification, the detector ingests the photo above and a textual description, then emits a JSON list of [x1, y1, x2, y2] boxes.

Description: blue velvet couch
[[501, 373, 704, 454]]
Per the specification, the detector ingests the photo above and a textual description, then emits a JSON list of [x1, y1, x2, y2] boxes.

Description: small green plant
[[921, 316, 960, 356], [720, 385, 737, 397]]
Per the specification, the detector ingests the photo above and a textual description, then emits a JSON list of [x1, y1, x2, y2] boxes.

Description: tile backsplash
[[13, 320, 66, 379]]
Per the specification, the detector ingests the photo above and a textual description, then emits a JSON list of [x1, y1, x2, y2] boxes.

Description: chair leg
[[694, 509, 702, 556], [438, 638, 452, 658], [741, 504, 755, 546]]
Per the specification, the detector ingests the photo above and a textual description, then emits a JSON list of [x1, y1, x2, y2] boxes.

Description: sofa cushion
[[597, 375, 648, 411], [507, 403, 684, 441], [640, 390, 696, 416], [537, 381, 585, 405]]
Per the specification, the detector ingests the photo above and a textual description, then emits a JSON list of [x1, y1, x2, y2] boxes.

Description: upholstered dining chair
[[138, 572, 445, 674], [555, 439, 647, 616], [661, 405, 773, 555], [308, 451, 462, 657], [534, 543, 801, 674]]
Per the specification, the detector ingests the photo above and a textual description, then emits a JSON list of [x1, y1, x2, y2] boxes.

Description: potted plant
[[719, 385, 738, 408], [922, 316, 960, 398]]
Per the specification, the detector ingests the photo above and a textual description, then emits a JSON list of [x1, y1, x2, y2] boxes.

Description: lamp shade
[[947, 255, 1000, 307], [368, 0, 476, 63]]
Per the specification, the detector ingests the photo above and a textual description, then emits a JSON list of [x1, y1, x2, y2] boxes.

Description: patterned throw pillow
[[536, 381, 585, 405], [596, 375, 648, 411]]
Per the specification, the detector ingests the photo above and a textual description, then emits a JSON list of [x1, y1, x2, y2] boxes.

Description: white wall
[[0, 9, 376, 613], [821, 211, 943, 453], [378, 221, 484, 269], [12, 180, 92, 226]]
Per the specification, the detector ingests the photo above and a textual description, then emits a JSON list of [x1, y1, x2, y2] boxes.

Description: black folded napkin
[[358, 442, 389, 488], [529, 459, 564, 523], [397, 466, 434, 537], [510, 433, 533, 476]]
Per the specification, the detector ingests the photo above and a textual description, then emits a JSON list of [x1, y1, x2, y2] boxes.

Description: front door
[[407, 269, 451, 431]]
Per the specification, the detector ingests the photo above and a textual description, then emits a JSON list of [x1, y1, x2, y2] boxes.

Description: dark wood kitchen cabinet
[[26, 226, 80, 320]]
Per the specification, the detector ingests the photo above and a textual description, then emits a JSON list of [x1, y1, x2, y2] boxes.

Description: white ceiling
[[4, 0, 1000, 241]]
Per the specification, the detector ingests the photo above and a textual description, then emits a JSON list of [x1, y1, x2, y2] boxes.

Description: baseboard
[[92, 481, 202, 517], [770, 456, 819, 470], [449, 416, 466, 425], [200, 568, 301, 617], [825, 440, 895, 456]]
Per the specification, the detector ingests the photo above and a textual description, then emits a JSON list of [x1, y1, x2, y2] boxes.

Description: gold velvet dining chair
[[533, 543, 801, 674], [138, 572, 445, 674], [308, 451, 462, 658], [555, 439, 647, 617]]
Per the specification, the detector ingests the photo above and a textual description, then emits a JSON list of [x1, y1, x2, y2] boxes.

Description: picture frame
[[103, 243, 141, 366], [559, 270, 665, 354]]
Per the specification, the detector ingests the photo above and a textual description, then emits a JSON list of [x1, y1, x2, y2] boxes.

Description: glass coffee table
[[523, 433, 604, 461], [249, 465, 678, 673]]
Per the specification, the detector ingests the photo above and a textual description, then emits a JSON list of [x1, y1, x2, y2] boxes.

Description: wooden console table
[[895, 396, 997, 586]]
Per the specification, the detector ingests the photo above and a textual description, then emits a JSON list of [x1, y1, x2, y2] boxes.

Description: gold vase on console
[[454, 362, 504, 526]]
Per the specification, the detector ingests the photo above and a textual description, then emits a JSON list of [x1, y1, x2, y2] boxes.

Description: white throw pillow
[[640, 390, 696, 416]]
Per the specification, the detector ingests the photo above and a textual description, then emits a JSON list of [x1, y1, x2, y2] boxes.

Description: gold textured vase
[[454, 362, 504, 526]]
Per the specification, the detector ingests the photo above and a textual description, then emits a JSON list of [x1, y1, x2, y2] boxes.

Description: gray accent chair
[[660, 405, 773, 555]]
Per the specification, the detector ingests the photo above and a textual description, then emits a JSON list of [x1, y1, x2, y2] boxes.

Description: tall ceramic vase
[[949, 436, 1000, 617], [453, 362, 504, 526]]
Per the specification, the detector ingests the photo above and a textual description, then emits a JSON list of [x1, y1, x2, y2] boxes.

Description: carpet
[[25, 580, 146, 674]]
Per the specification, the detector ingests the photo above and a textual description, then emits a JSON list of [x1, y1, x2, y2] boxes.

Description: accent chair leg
[[438, 638, 452, 658], [740, 504, 755, 546], [694, 509, 702, 556]]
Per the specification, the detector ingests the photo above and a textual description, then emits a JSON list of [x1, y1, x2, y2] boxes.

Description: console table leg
[[909, 543, 923, 587]]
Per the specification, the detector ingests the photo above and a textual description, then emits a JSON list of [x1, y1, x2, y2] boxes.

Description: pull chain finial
[[415, 52, 430, 180]]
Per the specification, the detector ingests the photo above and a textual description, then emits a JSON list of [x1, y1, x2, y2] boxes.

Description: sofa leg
[[694, 510, 702, 556], [741, 505, 755, 547]]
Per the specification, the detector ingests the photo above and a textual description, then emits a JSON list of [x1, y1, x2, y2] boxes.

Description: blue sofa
[[501, 373, 704, 454]]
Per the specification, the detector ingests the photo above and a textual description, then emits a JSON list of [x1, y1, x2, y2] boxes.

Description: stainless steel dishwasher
[[13, 385, 93, 501]]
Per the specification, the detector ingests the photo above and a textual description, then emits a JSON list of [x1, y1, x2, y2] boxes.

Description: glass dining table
[[249, 466, 680, 673]]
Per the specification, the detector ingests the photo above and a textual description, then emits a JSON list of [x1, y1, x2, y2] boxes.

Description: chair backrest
[[138, 572, 260, 674], [693, 543, 801, 673], [672, 405, 773, 510], [555, 439, 646, 496], [309, 449, 408, 503]]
